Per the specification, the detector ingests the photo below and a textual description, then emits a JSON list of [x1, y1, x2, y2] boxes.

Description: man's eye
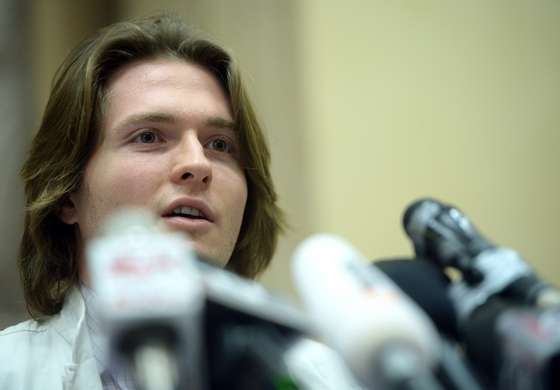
[[133, 130, 159, 144], [207, 137, 233, 153]]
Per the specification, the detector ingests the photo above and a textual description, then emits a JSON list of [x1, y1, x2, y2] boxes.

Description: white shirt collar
[[80, 284, 137, 390]]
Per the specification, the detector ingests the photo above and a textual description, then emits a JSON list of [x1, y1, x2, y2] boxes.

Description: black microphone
[[375, 259, 459, 340], [194, 258, 348, 390], [375, 259, 484, 390], [402, 198, 560, 320], [377, 259, 560, 390], [462, 296, 560, 390], [189, 246, 366, 389]]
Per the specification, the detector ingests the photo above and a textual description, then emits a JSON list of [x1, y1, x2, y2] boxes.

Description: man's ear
[[58, 195, 78, 225]]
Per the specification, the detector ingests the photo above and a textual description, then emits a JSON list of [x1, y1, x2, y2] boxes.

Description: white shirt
[[80, 285, 136, 390], [1, 287, 365, 389], [0, 287, 103, 390], [0, 287, 137, 390]]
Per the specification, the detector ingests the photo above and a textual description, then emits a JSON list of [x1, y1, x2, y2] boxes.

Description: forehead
[[96, 57, 234, 135], [104, 57, 230, 108]]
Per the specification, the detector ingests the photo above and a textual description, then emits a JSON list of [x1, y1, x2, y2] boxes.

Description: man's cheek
[[107, 168, 162, 204]]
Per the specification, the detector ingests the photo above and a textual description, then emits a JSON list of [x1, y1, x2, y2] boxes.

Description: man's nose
[[170, 133, 212, 187]]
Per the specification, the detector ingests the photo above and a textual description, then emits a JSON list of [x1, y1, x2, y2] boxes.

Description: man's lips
[[162, 215, 213, 233], [161, 197, 215, 222]]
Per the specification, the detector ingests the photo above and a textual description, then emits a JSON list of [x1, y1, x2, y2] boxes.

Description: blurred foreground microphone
[[375, 257, 560, 389], [403, 198, 560, 320], [88, 208, 362, 389], [400, 198, 560, 390], [195, 257, 363, 389], [375, 259, 483, 390], [87, 208, 206, 390], [293, 234, 443, 390], [462, 298, 560, 390], [374, 259, 458, 340]]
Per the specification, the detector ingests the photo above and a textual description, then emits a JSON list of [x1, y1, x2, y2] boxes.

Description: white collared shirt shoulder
[[0, 288, 103, 390]]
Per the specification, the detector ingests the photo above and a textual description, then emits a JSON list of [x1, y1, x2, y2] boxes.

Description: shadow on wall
[[1, 1, 30, 328], [0, 0, 118, 329]]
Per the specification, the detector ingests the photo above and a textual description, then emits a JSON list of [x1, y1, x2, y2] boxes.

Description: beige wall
[[3, 1, 559, 327], [298, 1, 560, 282]]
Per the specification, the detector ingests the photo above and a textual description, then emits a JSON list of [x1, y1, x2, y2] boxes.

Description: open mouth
[[165, 206, 209, 221]]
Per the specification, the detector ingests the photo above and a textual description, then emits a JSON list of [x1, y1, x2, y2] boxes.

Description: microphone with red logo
[[87, 208, 206, 390]]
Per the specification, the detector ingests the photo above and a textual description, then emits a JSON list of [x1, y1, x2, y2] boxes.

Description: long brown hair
[[20, 14, 284, 319]]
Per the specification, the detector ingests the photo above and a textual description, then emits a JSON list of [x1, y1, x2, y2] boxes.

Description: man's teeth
[[173, 206, 203, 218]]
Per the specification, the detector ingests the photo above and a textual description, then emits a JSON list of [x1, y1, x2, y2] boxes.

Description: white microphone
[[86, 208, 206, 390], [292, 234, 443, 390]]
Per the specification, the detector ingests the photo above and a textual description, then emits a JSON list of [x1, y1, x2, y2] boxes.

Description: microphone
[[194, 257, 324, 389], [402, 198, 560, 320], [462, 297, 560, 390], [292, 234, 444, 390], [195, 256, 366, 389], [396, 195, 560, 390], [87, 208, 206, 390], [375, 259, 483, 390], [374, 259, 459, 340], [88, 208, 361, 389], [282, 338, 366, 390]]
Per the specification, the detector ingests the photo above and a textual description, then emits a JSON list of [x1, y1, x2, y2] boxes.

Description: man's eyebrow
[[112, 113, 236, 131], [206, 117, 236, 130], [114, 112, 177, 130]]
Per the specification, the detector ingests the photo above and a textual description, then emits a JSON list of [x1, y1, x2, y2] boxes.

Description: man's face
[[63, 58, 247, 267]]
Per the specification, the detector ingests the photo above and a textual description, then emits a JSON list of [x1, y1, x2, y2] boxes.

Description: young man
[[0, 14, 284, 389]]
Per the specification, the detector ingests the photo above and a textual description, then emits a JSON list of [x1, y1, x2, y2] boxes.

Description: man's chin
[[190, 243, 228, 269]]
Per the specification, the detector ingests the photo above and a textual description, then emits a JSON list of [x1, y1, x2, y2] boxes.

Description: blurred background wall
[[2, 0, 559, 328], [0, 0, 28, 326]]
